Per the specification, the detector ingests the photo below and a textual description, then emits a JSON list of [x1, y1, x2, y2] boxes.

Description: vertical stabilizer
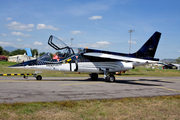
[[132, 31, 161, 58]]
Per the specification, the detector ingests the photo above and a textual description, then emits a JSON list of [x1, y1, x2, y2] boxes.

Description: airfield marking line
[[0, 80, 36, 82], [137, 78, 180, 83], [0, 80, 66, 82], [136, 78, 180, 83], [154, 79, 180, 83], [133, 81, 142, 84], [134, 81, 180, 93], [154, 86, 180, 93], [60, 82, 105, 86], [161, 79, 180, 82], [115, 78, 124, 80]]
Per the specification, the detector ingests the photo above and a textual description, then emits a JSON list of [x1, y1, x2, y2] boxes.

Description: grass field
[[0, 96, 180, 120], [0, 61, 180, 119]]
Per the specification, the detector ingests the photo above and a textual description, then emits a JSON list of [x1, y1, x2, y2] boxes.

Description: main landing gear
[[105, 74, 115, 82], [90, 72, 116, 82], [90, 73, 98, 81]]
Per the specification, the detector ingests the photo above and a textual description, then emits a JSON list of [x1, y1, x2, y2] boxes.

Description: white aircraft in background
[[9, 31, 161, 82]]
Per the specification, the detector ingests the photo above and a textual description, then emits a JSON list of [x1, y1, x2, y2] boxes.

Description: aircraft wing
[[83, 52, 158, 64]]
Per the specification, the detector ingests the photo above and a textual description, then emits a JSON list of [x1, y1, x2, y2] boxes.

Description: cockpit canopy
[[37, 35, 84, 63], [48, 35, 70, 50]]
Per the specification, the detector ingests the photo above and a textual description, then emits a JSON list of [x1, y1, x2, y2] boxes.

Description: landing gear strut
[[102, 69, 116, 82]]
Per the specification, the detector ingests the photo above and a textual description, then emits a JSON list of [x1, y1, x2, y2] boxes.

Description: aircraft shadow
[[42, 78, 164, 86], [138, 79, 173, 83], [113, 79, 161, 86]]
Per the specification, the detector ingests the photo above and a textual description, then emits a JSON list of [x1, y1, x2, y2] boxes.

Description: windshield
[[48, 35, 69, 50], [36, 35, 86, 63], [46, 35, 77, 62]]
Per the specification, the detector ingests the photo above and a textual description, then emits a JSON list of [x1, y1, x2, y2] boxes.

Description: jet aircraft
[[9, 31, 161, 82]]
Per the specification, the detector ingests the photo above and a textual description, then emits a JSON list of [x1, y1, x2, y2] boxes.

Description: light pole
[[128, 29, 134, 54], [71, 38, 73, 47]]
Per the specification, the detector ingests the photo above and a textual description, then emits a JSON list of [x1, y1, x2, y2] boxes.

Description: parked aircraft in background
[[172, 64, 180, 70], [9, 31, 161, 82], [159, 63, 180, 70]]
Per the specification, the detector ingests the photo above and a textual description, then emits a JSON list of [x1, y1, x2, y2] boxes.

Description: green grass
[[0, 96, 180, 120], [123, 67, 180, 77]]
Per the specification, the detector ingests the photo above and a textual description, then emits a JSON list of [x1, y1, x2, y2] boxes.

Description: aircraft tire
[[106, 75, 115, 82], [36, 75, 42, 80], [90, 73, 98, 81]]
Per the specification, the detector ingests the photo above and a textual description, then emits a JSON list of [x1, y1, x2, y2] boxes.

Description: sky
[[0, 0, 180, 59]]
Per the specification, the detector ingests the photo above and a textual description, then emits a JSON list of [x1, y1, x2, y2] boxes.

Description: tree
[[3, 50, 10, 56], [0, 46, 3, 55], [39, 52, 46, 56], [31, 49, 38, 57], [10, 49, 26, 56], [175, 57, 180, 64]]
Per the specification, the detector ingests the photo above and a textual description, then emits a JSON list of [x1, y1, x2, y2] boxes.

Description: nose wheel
[[33, 71, 43, 80]]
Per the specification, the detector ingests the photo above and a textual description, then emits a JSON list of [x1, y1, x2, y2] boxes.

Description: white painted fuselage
[[11, 61, 133, 73]]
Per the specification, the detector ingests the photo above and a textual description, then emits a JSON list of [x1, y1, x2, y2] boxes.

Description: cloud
[[0, 41, 12, 46], [34, 41, 43, 45], [7, 21, 34, 31], [76, 41, 110, 48], [6, 17, 12, 20], [17, 39, 22, 42], [65, 1, 109, 16], [92, 41, 110, 47], [11, 31, 31, 37], [89, 16, 102, 20], [37, 24, 58, 30], [45, 46, 52, 50], [2, 33, 7, 36], [70, 31, 83, 34], [128, 41, 136, 44], [24, 44, 31, 47], [178, 50, 180, 53]]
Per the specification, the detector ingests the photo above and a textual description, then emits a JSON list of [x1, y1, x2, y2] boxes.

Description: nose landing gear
[[33, 71, 43, 80]]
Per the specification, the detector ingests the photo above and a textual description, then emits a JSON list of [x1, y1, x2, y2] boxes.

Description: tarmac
[[0, 76, 180, 103]]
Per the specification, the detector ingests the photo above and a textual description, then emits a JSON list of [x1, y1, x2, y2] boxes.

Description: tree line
[[175, 57, 180, 64], [0, 46, 45, 57]]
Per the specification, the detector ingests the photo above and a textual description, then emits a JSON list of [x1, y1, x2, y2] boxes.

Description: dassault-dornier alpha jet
[[9, 31, 161, 82]]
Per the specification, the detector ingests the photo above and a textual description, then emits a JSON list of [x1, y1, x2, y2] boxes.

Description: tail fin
[[132, 31, 161, 59]]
